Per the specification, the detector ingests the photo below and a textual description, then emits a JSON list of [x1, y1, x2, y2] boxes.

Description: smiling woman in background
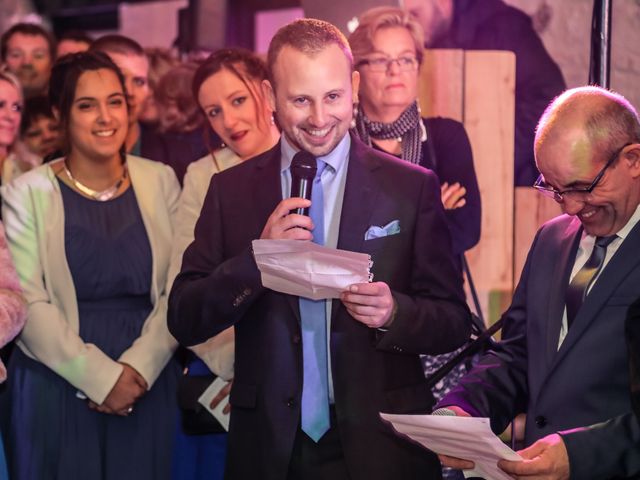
[[0, 72, 22, 175], [2, 51, 180, 480], [0, 71, 38, 186], [169, 48, 280, 480]]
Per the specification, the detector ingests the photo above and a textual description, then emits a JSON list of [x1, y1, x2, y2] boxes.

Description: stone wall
[[505, 0, 640, 111]]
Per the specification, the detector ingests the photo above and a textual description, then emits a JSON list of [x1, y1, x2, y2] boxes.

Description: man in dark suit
[[437, 86, 640, 478], [168, 18, 471, 480], [627, 298, 640, 423]]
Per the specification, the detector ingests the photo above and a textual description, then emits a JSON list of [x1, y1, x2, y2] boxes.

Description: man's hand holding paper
[[252, 239, 373, 301], [255, 195, 397, 330], [341, 282, 396, 329], [434, 406, 476, 471], [498, 434, 570, 480], [381, 412, 523, 480]]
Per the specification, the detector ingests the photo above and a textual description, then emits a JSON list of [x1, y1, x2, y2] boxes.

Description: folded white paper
[[380, 413, 522, 480], [252, 239, 373, 300], [197, 377, 230, 431]]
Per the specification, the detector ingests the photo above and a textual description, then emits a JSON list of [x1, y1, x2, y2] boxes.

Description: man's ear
[[626, 143, 640, 179], [262, 79, 276, 114]]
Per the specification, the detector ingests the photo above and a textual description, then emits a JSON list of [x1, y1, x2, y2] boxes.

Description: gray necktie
[[565, 235, 617, 327]]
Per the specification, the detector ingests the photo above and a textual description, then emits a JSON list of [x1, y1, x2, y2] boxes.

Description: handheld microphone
[[290, 151, 317, 216]]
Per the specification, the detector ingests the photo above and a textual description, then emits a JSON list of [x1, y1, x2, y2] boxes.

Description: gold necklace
[[64, 163, 128, 201]]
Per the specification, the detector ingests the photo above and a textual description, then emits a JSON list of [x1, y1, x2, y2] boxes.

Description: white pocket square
[[364, 220, 401, 240]]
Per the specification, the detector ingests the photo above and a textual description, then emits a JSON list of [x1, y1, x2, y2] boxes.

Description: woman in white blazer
[[1, 51, 180, 480], [169, 48, 279, 480]]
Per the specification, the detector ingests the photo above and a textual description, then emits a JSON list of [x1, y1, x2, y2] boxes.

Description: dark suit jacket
[[439, 214, 640, 479], [626, 297, 640, 424], [168, 137, 471, 480]]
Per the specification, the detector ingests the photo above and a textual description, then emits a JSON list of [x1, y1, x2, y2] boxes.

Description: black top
[[373, 117, 481, 257], [140, 123, 217, 185]]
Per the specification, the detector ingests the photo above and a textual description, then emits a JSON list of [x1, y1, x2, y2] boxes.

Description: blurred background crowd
[[0, 1, 637, 480]]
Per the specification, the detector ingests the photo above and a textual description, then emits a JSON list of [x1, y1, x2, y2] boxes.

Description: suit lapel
[[336, 139, 380, 253], [249, 144, 303, 322], [332, 139, 381, 323], [544, 218, 582, 367], [551, 219, 640, 370], [250, 144, 283, 235]]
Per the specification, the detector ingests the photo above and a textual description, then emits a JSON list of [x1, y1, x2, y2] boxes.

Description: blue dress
[[171, 356, 228, 480], [6, 182, 179, 480]]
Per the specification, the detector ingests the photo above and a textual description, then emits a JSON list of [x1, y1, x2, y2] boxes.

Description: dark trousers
[[287, 407, 350, 480]]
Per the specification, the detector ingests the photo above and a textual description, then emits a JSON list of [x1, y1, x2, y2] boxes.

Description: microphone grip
[[291, 177, 313, 216]]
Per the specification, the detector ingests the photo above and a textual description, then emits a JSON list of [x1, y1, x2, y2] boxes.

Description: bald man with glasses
[[435, 86, 640, 479]]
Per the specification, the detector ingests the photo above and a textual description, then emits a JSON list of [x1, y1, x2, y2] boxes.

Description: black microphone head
[[290, 151, 317, 213], [291, 151, 317, 181]]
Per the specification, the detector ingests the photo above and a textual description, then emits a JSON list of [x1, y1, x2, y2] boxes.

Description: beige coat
[[1, 155, 180, 403], [168, 148, 240, 381], [1, 144, 42, 185]]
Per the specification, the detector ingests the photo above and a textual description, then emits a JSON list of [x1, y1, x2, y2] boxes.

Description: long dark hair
[[49, 51, 127, 160]]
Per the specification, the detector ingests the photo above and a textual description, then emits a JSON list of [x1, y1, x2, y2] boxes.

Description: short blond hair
[[348, 6, 425, 66], [267, 18, 352, 87], [0, 69, 22, 99]]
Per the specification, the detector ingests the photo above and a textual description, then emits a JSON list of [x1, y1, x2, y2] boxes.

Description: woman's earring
[[270, 113, 275, 125]]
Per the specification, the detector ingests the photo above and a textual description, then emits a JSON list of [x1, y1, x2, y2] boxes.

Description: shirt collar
[[280, 134, 351, 175], [614, 203, 640, 241]]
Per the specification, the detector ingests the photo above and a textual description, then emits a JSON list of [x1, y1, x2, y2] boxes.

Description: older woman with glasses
[[349, 6, 481, 262]]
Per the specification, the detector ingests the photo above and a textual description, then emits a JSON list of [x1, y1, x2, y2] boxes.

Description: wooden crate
[[418, 49, 517, 324]]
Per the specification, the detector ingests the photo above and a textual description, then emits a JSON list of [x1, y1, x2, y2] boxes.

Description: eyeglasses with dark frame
[[533, 142, 632, 203], [356, 55, 419, 73]]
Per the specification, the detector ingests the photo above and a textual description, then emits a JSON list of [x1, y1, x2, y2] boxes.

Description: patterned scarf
[[354, 101, 424, 164]]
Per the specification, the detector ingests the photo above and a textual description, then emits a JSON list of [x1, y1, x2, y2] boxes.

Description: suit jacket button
[[286, 398, 295, 408], [292, 334, 301, 344], [535, 415, 547, 428]]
